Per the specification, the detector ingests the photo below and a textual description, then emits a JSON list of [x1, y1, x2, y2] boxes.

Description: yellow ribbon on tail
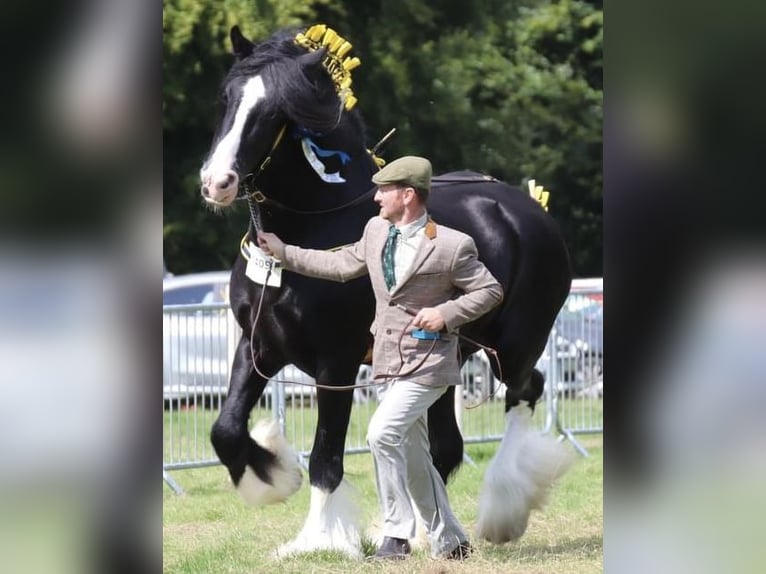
[[528, 179, 550, 212], [295, 24, 360, 111]]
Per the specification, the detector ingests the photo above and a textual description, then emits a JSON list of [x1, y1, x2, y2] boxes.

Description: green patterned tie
[[382, 224, 400, 290]]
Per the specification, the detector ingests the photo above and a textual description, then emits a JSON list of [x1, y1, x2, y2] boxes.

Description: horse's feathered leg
[[476, 368, 575, 543], [276, 384, 362, 559], [309, 385, 355, 491], [210, 334, 302, 505]]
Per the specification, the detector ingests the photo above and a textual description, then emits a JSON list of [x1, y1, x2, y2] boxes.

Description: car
[[163, 270, 231, 306], [163, 271, 370, 406], [163, 271, 233, 404], [459, 351, 503, 403], [540, 294, 603, 397]]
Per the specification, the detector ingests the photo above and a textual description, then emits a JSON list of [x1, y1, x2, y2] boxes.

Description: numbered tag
[[245, 242, 283, 287]]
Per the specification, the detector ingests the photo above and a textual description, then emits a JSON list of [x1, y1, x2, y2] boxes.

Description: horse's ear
[[230, 26, 254, 59], [298, 47, 327, 70]]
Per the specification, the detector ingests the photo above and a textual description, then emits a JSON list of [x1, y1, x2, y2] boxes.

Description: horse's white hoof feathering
[[476, 403, 575, 543], [274, 483, 363, 560], [235, 419, 302, 506]]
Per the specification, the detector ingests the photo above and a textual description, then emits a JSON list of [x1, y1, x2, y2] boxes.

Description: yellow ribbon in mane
[[295, 24, 360, 111], [527, 179, 550, 211]]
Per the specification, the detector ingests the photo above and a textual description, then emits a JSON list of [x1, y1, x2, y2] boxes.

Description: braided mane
[[226, 26, 362, 136]]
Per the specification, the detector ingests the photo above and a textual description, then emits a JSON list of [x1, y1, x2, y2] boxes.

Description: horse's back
[[429, 170, 571, 295], [429, 171, 572, 375]]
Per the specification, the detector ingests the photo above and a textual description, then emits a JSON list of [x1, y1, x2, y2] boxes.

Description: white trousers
[[366, 380, 468, 557]]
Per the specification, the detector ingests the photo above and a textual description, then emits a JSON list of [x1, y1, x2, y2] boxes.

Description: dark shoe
[[371, 536, 411, 560], [445, 540, 472, 560]]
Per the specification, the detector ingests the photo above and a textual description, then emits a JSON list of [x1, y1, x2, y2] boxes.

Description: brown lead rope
[[389, 304, 505, 409], [247, 267, 398, 390], [371, 315, 438, 382], [246, 269, 504, 402]]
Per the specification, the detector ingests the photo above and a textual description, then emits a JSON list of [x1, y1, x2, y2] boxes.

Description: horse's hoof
[[235, 419, 302, 505], [476, 403, 575, 543], [273, 484, 363, 560]]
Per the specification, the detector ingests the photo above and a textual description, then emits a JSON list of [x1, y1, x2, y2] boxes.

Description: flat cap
[[372, 155, 432, 192]]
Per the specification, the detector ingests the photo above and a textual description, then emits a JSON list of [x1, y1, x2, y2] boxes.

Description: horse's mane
[[228, 27, 367, 142]]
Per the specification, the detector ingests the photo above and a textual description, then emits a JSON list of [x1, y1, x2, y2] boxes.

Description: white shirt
[[391, 211, 428, 289]]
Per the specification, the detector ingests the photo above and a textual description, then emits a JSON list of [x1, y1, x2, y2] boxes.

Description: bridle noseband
[[235, 123, 287, 204]]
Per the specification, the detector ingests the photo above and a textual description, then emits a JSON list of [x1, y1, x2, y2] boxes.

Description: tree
[[163, 0, 603, 276], [344, 0, 603, 275], [163, 0, 340, 273]]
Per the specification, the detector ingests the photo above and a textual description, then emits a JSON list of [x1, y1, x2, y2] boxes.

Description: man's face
[[374, 183, 409, 222]]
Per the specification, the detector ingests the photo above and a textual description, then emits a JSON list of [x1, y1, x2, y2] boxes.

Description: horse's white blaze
[[275, 483, 363, 560], [476, 402, 575, 543], [234, 419, 302, 506], [200, 75, 266, 189]]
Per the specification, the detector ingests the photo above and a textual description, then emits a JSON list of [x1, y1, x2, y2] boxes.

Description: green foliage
[[163, 0, 602, 275], [163, 0, 339, 273]]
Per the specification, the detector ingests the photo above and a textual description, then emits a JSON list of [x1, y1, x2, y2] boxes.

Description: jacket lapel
[[390, 219, 437, 295]]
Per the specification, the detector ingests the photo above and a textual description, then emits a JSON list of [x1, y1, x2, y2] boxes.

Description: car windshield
[[163, 285, 215, 305]]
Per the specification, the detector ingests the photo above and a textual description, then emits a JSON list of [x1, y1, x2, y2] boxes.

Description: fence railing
[[163, 279, 603, 493]]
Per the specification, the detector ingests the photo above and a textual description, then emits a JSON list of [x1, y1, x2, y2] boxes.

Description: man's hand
[[256, 231, 286, 259], [412, 307, 446, 332]]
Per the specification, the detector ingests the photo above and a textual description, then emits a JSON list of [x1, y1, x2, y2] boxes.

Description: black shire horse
[[200, 25, 573, 557]]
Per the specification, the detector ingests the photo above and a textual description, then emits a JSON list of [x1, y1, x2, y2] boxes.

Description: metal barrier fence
[[163, 279, 603, 493]]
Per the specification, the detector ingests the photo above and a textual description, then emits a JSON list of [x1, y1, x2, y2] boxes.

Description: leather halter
[[236, 123, 288, 204], [237, 124, 379, 216]]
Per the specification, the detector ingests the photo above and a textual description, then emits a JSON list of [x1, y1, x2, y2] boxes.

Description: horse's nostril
[[201, 185, 210, 197], [213, 171, 237, 192]]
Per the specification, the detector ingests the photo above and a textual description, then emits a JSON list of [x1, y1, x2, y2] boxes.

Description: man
[[257, 155, 503, 560]]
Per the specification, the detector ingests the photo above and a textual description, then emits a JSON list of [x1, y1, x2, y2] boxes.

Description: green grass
[[164, 436, 603, 573]]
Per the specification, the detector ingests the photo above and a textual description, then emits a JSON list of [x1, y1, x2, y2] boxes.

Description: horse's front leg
[[210, 335, 302, 505], [277, 382, 362, 559]]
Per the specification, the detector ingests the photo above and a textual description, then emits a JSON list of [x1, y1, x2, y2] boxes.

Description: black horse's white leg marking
[[275, 482, 362, 559], [476, 401, 575, 543], [276, 386, 363, 559], [236, 419, 302, 505], [211, 336, 302, 505]]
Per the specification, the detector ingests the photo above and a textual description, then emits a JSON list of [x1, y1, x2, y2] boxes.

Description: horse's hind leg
[[210, 335, 302, 505], [277, 384, 362, 559], [476, 364, 575, 544], [503, 367, 545, 413], [427, 385, 464, 484]]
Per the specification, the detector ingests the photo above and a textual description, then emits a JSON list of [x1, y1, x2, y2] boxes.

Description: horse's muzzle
[[200, 169, 239, 206]]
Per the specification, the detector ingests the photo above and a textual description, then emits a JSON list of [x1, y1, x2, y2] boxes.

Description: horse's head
[[200, 26, 359, 208]]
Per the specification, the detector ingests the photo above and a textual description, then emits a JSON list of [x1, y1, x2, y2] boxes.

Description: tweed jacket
[[282, 215, 503, 386]]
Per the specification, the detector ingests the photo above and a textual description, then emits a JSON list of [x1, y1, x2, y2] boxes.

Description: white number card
[[245, 242, 283, 287]]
